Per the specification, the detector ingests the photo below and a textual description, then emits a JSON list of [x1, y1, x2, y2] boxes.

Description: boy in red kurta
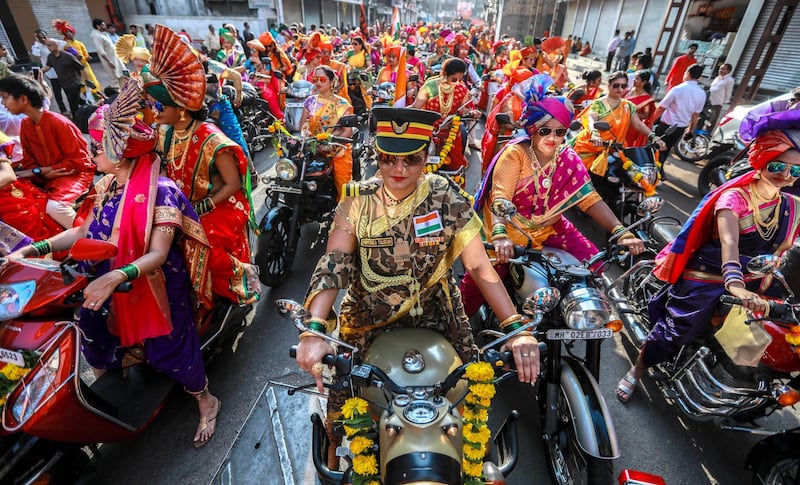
[[0, 75, 93, 228]]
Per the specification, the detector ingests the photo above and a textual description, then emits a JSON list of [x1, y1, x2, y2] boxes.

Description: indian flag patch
[[413, 211, 443, 237]]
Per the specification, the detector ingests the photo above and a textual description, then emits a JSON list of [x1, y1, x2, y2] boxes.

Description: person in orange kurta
[[0, 75, 94, 229], [664, 44, 698, 92]]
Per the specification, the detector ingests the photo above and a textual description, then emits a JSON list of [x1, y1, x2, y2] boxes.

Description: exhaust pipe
[[602, 274, 649, 347]]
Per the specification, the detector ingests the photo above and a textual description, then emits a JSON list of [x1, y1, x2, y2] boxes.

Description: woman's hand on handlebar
[[727, 285, 768, 314], [654, 138, 667, 152], [82, 269, 127, 311], [501, 334, 539, 384], [618, 235, 645, 256], [296, 336, 335, 393], [590, 130, 604, 147], [492, 236, 514, 264]]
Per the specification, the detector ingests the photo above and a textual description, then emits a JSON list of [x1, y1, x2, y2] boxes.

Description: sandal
[[193, 396, 221, 448], [615, 370, 639, 404]]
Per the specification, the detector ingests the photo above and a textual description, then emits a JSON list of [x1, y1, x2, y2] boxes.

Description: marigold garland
[[0, 350, 39, 407], [786, 326, 800, 355], [268, 120, 292, 158], [426, 115, 461, 174], [462, 361, 496, 485], [337, 397, 380, 485]]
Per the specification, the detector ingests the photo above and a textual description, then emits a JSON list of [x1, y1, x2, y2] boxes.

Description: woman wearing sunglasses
[[570, 70, 666, 202], [298, 65, 354, 194], [461, 75, 645, 316], [296, 107, 539, 468], [616, 113, 800, 403]]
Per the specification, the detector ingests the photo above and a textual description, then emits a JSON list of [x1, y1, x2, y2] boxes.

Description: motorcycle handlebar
[[482, 241, 536, 260], [719, 295, 793, 320]]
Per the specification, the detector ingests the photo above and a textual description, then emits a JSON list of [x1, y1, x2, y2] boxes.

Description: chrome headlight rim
[[560, 287, 612, 330], [275, 159, 298, 181], [8, 346, 61, 427]]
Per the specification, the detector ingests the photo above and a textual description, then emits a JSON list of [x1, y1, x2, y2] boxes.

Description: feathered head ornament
[[520, 74, 574, 129], [88, 79, 155, 164], [52, 19, 75, 36], [142, 25, 206, 111]]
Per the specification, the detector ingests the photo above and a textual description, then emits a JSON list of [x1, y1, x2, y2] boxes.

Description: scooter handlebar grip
[[290, 346, 297, 359], [115, 282, 133, 293], [719, 295, 741, 306], [331, 136, 352, 144], [322, 354, 337, 366]]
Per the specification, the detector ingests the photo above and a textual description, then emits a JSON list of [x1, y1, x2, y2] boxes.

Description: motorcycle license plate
[[546, 328, 613, 340], [0, 347, 25, 367], [267, 183, 302, 195]]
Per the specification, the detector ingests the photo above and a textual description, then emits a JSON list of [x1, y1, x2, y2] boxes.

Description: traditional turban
[[748, 129, 800, 170], [520, 74, 574, 129], [88, 80, 156, 164], [247, 39, 266, 53], [52, 19, 75, 36], [258, 31, 276, 46], [219, 29, 236, 45]]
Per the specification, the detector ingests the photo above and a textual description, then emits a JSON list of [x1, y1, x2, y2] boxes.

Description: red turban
[[748, 130, 800, 170]]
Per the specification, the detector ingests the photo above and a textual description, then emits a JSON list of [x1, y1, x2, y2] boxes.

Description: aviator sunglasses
[[767, 161, 800, 177], [610, 82, 628, 90], [537, 127, 569, 137], [378, 155, 425, 169], [312, 76, 330, 83]]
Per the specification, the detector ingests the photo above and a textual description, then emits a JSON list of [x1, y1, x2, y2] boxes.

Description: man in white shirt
[[90, 18, 124, 89], [31, 29, 68, 113], [204, 24, 221, 58], [708, 63, 735, 130], [606, 30, 621, 72], [652, 64, 707, 174]]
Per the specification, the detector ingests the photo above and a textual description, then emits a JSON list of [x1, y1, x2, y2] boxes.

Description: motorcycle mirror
[[274, 299, 311, 331], [747, 255, 781, 276], [490, 198, 518, 219], [636, 195, 665, 217], [594, 121, 611, 131], [495, 113, 512, 125], [522, 287, 561, 315], [337, 115, 359, 128], [569, 120, 583, 131], [69, 239, 118, 261]]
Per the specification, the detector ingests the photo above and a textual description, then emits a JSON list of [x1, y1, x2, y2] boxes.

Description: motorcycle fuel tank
[[509, 247, 582, 300]]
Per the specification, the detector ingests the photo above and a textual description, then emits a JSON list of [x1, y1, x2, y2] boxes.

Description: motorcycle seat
[[650, 221, 682, 248]]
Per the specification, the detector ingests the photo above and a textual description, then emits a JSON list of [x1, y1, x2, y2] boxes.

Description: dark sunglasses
[[90, 142, 103, 157], [145, 99, 165, 112], [767, 161, 800, 177], [378, 156, 425, 169], [611, 82, 628, 89], [537, 127, 569, 137]]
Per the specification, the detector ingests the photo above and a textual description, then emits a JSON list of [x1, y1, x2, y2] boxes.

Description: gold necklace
[[439, 82, 455, 114], [382, 184, 417, 220], [169, 121, 197, 173], [748, 182, 780, 240], [529, 144, 556, 190]]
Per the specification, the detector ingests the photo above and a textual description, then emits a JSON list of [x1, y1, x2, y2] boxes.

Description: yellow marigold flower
[[0, 395, 5, 406], [268, 125, 276, 133], [1, 364, 28, 381], [342, 397, 369, 419], [462, 459, 483, 478], [343, 425, 360, 438], [465, 394, 492, 408], [350, 435, 374, 455], [316, 133, 331, 141], [786, 334, 800, 346], [469, 383, 496, 400], [365, 481, 381, 485], [464, 423, 491, 444], [622, 160, 633, 170], [465, 362, 494, 382], [462, 407, 489, 423], [352, 454, 379, 476], [463, 442, 485, 460]]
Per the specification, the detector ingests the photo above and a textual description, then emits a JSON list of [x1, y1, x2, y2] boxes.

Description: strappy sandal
[[193, 395, 221, 448], [615, 370, 639, 404]]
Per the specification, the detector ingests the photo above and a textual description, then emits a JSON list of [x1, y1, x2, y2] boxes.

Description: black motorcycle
[[470, 198, 665, 485], [219, 81, 274, 153], [696, 131, 749, 195], [255, 116, 357, 287]]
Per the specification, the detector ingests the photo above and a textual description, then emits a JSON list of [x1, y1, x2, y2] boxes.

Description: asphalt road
[[88, 127, 800, 485]]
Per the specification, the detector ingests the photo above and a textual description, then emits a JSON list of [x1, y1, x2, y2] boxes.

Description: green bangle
[[502, 321, 525, 334], [31, 240, 52, 256], [306, 317, 328, 333], [118, 263, 140, 281], [612, 224, 625, 235]]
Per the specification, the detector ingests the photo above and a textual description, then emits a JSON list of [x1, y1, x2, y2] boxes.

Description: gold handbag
[[714, 305, 773, 367]]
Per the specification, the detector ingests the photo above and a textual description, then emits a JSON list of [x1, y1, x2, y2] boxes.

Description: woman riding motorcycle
[[460, 75, 646, 316], [616, 113, 800, 403], [295, 107, 539, 468], [3, 80, 221, 447]]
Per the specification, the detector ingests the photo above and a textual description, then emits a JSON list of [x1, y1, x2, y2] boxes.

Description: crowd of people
[[1, 19, 796, 481]]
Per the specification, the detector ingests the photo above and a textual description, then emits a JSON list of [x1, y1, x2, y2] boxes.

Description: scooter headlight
[[0, 281, 36, 322], [560, 287, 612, 330], [275, 159, 298, 181], [9, 347, 60, 425]]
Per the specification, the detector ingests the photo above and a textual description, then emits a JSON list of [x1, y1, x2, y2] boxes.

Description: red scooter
[[0, 239, 251, 483]]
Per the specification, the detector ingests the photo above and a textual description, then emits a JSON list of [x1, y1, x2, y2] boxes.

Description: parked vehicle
[[605, 232, 800, 485], [284, 80, 314, 133], [272, 298, 523, 485], [255, 116, 356, 287], [0, 239, 251, 483], [695, 131, 748, 195], [469, 198, 665, 484]]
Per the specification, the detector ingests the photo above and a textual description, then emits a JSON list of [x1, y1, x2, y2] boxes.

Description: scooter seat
[[651, 221, 682, 248]]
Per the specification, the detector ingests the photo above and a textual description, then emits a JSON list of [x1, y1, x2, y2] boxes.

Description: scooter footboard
[[560, 357, 620, 459], [494, 409, 520, 477], [310, 413, 344, 485]]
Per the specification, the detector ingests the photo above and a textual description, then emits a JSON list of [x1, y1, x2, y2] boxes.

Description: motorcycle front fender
[[260, 204, 291, 233], [559, 356, 620, 459], [744, 428, 800, 472]]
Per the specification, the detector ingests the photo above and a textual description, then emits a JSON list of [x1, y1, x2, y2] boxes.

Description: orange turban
[[748, 130, 800, 170], [258, 31, 276, 46]]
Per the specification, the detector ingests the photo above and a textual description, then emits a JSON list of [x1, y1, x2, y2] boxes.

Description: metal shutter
[[0, 19, 15, 58]]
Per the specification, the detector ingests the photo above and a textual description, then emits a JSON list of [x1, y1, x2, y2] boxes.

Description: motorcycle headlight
[[10, 347, 61, 425], [275, 159, 298, 181], [559, 287, 612, 330], [0, 281, 36, 321], [639, 165, 659, 186]]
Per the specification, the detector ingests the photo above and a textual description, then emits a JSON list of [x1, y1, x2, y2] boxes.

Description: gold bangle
[[299, 331, 320, 340], [498, 313, 523, 329], [491, 233, 509, 242], [617, 231, 635, 241]]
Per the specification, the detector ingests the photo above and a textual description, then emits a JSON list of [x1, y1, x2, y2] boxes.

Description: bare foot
[[193, 393, 221, 448]]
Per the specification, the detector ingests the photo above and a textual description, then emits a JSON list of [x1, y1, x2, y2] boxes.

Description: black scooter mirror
[[337, 115, 359, 128], [495, 113, 512, 125], [490, 198, 517, 219], [594, 121, 611, 131], [569, 120, 584, 131]]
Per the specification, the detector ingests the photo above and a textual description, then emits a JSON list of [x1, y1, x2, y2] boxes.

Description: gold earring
[[179, 111, 186, 122]]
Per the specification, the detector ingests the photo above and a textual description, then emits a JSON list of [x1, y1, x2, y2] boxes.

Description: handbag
[[714, 305, 773, 368]]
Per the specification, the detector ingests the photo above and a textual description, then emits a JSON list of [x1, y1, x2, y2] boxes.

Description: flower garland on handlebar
[[0, 350, 39, 406], [613, 147, 662, 197], [339, 397, 380, 485]]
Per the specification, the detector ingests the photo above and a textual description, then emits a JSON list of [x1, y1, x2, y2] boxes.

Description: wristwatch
[[32, 167, 42, 176]]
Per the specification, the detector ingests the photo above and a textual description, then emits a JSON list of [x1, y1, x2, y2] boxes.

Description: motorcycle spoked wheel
[[697, 155, 733, 196], [675, 133, 711, 162], [753, 452, 800, 484], [542, 386, 614, 485], [255, 210, 299, 287]]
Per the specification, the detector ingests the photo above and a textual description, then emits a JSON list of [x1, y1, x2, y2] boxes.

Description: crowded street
[[0, 2, 800, 484]]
